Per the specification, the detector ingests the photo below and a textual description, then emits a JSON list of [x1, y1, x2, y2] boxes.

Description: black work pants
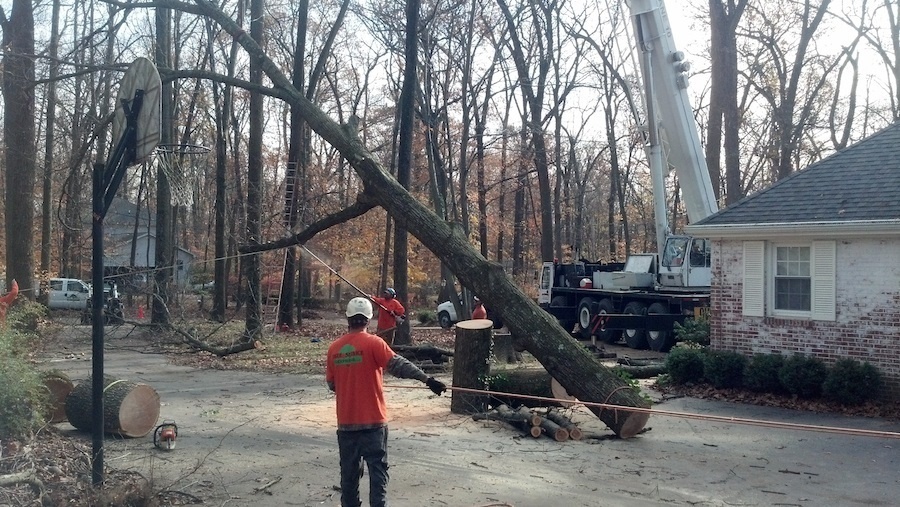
[[337, 426, 389, 507]]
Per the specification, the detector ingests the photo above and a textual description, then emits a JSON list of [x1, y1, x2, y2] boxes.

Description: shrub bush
[[7, 300, 49, 334], [0, 330, 50, 439], [702, 350, 747, 389], [743, 353, 786, 393], [665, 346, 705, 384], [673, 315, 710, 347], [822, 359, 883, 406], [779, 355, 828, 399], [417, 309, 436, 325]]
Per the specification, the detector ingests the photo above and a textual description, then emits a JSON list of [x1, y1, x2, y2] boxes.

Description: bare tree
[[1, 0, 37, 298], [707, 0, 748, 205]]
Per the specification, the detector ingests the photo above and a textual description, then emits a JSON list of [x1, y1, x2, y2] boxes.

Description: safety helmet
[[345, 297, 374, 319], [383, 287, 396, 298]]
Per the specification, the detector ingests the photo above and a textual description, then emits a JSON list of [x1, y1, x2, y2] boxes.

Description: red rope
[[384, 383, 900, 440]]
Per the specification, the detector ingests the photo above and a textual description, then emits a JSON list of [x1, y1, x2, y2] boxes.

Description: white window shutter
[[811, 240, 836, 321], [743, 241, 765, 317]]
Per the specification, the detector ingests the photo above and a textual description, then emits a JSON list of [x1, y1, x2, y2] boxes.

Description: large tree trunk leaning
[[65, 376, 160, 437], [450, 319, 493, 415], [42, 371, 74, 423], [205, 1, 649, 437]]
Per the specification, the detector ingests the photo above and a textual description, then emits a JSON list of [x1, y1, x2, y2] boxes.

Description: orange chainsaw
[[153, 421, 178, 450]]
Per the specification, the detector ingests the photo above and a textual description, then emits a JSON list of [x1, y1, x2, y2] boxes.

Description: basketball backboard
[[111, 57, 161, 164]]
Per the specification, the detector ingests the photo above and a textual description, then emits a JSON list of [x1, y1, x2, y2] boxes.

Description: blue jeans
[[337, 426, 389, 507]]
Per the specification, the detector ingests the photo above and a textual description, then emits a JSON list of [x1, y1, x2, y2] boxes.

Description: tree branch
[[238, 193, 377, 254]]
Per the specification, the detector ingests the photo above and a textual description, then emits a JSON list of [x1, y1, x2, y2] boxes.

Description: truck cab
[[47, 278, 91, 310], [658, 236, 711, 288]]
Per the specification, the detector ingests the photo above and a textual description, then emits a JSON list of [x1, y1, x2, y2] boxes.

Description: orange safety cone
[[137, 306, 145, 319]]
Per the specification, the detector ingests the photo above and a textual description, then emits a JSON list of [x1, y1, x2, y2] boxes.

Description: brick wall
[[712, 238, 900, 399]]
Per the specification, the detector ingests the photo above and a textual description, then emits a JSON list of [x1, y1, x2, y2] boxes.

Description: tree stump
[[450, 319, 494, 414], [42, 371, 74, 423], [65, 375, 160, 437]]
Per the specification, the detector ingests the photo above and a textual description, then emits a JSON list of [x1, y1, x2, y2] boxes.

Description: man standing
[[371, 288, 405, 345], [326, 297, 446, 507]]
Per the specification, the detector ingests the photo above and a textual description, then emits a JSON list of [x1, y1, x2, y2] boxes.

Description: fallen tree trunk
[[65, 375, 160, 438], [392, 343, 453, 364], [488, 368, 565, 408], [616, 364, 667, 379], [204, 2, 649, 437]]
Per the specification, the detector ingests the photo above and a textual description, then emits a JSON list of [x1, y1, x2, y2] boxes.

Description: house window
[[742, 240, 835, 321], [774, 246, 810, 311]]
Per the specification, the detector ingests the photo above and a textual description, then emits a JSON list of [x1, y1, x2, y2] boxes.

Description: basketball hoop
[[154, 143, 210, 206]]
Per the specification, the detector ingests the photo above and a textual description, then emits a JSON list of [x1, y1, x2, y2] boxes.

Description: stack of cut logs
[[472, 404, 583, 442]]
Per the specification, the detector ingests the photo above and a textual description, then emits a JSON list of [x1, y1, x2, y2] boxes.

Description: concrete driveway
[[42, 327, 900, 506]]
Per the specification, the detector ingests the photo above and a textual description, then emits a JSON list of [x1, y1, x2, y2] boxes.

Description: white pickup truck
[[47, 278, 91, 310]]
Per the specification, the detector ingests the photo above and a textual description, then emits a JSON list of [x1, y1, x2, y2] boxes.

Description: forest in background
[[1, 0, 897, 338]]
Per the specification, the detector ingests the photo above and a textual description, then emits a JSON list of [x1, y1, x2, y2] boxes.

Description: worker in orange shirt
[[0, 279, 19, 324], [370, 288, 405, 345], [326, 297, 446, 507]]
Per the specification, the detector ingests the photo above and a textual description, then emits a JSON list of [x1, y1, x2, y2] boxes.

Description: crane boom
[[628, 0, 718, 234]]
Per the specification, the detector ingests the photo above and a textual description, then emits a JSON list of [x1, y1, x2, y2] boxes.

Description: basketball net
[[154, 144, 210, 206]]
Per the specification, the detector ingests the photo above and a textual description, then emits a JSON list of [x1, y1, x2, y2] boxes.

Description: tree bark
[[1, 0, 37, 298]]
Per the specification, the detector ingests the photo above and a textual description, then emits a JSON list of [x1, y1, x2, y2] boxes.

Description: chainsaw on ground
[[153, 421, 178, 450]]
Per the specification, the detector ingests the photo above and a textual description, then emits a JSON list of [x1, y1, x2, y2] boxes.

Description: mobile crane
[[538, 0, 718, 352]]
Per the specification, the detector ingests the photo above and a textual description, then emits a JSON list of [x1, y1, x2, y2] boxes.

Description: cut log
[[511, 405, 543, 427], [392, 343, 454, 364], [472, 404, 542, 438], [65, 375, 160, 437], [613, 364, 667, 379], [544, 409, 583, 441], [538, 417, 569, 442], [41, 371, 74, 423], [451, 320, 494, 414]]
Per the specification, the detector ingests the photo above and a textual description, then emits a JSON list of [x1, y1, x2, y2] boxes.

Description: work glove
[[425, 377, 447, 396], [394, 313, 406, 325]]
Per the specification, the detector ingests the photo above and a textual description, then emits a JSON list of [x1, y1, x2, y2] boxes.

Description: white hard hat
[[345, 297, 374, 319]]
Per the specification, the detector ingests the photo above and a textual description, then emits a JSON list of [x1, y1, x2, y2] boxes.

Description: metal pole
[[91, 162, 105, 485]]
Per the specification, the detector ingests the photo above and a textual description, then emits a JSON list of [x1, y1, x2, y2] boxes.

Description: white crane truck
[[538, 0, 718, 352]]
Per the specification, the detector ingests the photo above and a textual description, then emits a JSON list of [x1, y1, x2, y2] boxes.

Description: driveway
[[42, 326, 900, 506]]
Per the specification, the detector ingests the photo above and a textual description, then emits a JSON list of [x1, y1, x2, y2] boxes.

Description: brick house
[[685, 121, 900, 398]]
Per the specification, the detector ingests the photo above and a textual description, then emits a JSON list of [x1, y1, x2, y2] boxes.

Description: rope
[[384, 383, 900, 440]]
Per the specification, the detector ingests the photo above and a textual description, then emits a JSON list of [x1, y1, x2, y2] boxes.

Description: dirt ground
[[18, 315, 900, 506]]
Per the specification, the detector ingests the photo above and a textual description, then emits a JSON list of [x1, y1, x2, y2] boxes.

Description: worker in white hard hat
[[326, 297, 447, 507], [370, 287, 405, 345]]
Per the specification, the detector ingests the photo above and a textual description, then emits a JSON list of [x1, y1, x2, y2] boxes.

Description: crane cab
[[658, 236, 711, 288]]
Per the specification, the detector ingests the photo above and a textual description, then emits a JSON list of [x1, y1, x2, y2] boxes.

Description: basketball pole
[[90, 90, 144, 486]]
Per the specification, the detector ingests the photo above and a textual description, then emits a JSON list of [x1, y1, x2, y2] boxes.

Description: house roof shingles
[[693, 121, 900, 226]]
